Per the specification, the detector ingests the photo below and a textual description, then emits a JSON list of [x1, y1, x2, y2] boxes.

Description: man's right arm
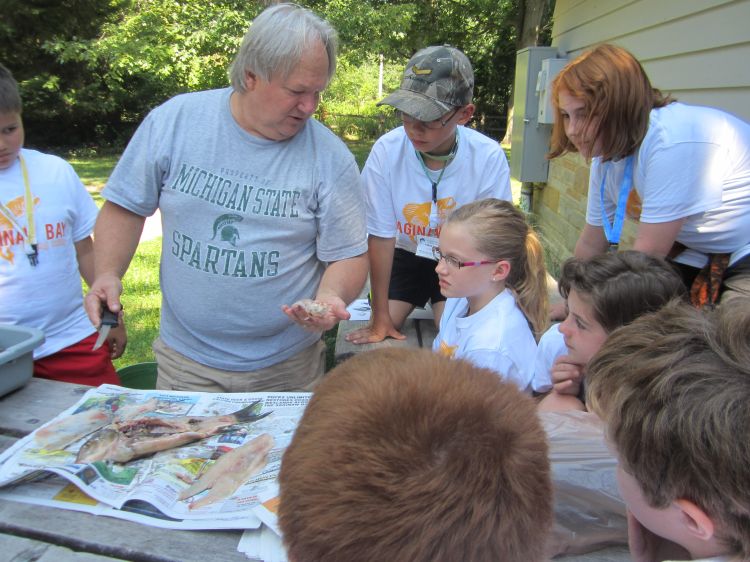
[[84, 201, 146, 326]]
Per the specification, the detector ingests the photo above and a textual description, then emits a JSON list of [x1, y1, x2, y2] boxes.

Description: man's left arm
[[316, 253, 369, 310], [282, 253, 368, 332]]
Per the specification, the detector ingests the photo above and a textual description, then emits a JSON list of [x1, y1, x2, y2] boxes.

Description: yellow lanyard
[[0, 154, 38, 265]]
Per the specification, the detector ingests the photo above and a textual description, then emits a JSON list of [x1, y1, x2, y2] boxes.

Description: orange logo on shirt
[[399, 197, 457, 242], [438, 340, 458, 359], [0, 194, 41, 264]]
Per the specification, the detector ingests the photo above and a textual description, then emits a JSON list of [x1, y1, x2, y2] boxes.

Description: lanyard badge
[[0, 154, 38, 266], [599, 155, 634, 252]]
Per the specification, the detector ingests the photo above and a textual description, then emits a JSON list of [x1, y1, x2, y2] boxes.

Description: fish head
[[76, 428, 121, 464]]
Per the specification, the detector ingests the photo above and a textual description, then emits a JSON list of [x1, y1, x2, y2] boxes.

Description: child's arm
[[550, 354, 585, 396], [345, 235, 406, 344], [537, 355, 586, 412], [75, 235, 95, 287]]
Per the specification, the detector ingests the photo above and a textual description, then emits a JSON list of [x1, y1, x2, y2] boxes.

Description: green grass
[[67, 153, 119, 206], [115, 239, 162, 369]]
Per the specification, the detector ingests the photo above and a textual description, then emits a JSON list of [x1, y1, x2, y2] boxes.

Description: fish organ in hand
[[76, 401, 269, 464]]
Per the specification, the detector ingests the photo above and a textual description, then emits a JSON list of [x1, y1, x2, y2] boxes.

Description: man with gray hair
[[85, 3, 367, 392]]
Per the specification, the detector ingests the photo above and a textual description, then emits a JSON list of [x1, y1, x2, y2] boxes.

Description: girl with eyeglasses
[[432, 198, 548, 392]]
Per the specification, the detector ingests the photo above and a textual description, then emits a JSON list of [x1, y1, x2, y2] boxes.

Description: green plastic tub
[[117, 361, 158, 389]]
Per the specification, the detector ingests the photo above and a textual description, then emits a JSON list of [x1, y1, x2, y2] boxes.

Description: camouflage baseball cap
[[378, 45, 474, 122]]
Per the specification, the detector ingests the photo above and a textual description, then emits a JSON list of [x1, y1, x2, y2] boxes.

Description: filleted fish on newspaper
[[0, 384, 311, 529]]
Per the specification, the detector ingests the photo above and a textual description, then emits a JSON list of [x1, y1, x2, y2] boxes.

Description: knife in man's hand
[[92, 308, 119, 351]]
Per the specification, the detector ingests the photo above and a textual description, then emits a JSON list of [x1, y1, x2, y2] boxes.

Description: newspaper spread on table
[[0, 384, 310, 531]]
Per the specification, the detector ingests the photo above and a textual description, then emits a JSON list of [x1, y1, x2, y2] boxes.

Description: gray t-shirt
[[104, 88, 366, 370]]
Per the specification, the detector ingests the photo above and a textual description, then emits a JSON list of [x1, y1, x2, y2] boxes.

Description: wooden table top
[[0, 378, 251, 562], [0, 379, 631, 562]]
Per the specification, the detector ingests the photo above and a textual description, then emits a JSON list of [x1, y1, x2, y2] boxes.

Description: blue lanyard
[[599, 155, 634, 249]]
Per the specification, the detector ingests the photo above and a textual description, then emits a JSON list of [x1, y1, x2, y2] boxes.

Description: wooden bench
[[335, 306, 438, 365], [334, 274, 562, 365]]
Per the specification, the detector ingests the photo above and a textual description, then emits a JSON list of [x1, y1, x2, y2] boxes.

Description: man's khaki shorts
[[153, 337, 326, 393]]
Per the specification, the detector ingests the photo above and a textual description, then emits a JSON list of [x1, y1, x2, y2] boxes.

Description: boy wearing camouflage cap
[[346, 45, 511, 344]]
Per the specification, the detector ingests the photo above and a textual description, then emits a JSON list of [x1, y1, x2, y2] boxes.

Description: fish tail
[[232, 401, 271, 424]]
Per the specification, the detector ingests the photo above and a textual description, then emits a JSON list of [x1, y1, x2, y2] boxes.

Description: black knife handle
[[100, 308, 119, 328]]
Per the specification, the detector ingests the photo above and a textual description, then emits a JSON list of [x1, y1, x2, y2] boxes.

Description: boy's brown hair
[[586, 300, 750, 559], [548, 43, 674, 161], [279, 348, 553, 562], [0, 63, 22, 114], [558, 250, 686, 333]]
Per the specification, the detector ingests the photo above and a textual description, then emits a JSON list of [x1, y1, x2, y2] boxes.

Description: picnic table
[[0, 378, 251, 562], [0, 378, 631, 561], [335, 304, 439, 365]]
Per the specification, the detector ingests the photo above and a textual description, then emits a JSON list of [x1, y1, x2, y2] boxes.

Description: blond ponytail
[[446, 198, 549, 339], [513, 228, 549, 339]]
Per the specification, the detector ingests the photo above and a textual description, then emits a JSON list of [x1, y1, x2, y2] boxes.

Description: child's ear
[[492, 260, 511, 282], [456, 104, 475, 125], [673, 498, 715, 541]]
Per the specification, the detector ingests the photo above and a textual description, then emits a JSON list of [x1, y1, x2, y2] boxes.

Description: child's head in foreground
[[278, 347, 553, 562], [558, 250, 686, 366], [0, 63, 24, 170], [587, 299, 750, 560]]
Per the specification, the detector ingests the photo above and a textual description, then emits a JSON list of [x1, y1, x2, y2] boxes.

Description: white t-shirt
[[432, 290, 537, 392], [363, 125, 511, 252], [0, 148, 98, 358], [586, 102, 750, 267], [531, 323, 567, 393]]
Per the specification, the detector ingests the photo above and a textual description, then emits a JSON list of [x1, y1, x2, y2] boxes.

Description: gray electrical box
[[510, 46, 564, 183]]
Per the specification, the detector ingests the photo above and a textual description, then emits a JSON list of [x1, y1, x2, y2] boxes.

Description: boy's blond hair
[[587, 299, 750, 559], [279, 348, 553, 562]]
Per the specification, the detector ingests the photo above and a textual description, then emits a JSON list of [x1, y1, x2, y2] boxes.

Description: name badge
[[415, 235, 439, 260]]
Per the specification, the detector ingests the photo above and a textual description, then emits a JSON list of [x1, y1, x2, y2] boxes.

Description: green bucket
[[117, 362, 158, 389]]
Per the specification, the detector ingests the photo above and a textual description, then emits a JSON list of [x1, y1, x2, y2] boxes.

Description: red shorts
[[34, 332, 121, 386]]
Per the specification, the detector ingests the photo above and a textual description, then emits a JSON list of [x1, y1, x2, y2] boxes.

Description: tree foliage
[[0, 0, 553, 149], [312, 0, 526, 126]]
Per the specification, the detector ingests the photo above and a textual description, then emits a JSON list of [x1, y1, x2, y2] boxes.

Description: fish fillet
[[35, 408, 112, 451], [179, 433, 274, 509]]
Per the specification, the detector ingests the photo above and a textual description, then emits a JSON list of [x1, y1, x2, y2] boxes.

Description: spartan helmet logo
[[211, 213, 243, 246]]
